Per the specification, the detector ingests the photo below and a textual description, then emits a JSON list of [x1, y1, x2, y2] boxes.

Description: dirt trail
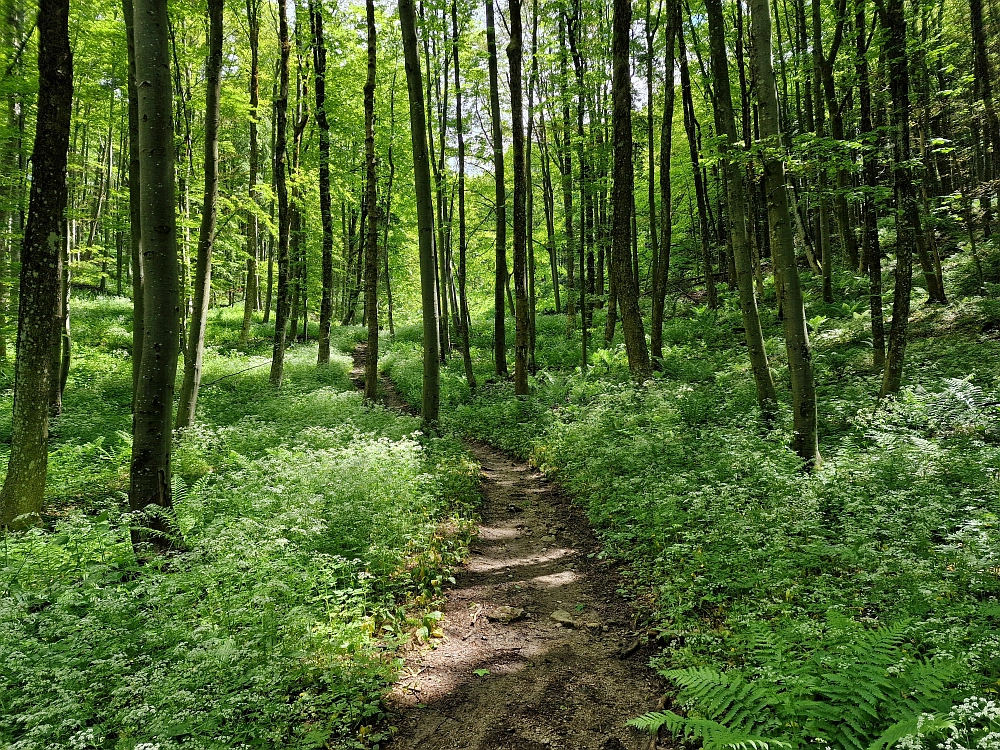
[[351, 345, 662, 750]]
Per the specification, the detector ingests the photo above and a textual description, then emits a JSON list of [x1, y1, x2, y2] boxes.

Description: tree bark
[[509, 0, 530, 395], [877, 0, 926, 395], [311, 0, 334, 365], [175, 0, 223, 429], [651, 2, 678, 364], [486, 0, 508, 376], [240, 0, 260, 348], [269, 0, 291, 387], [705, 0, 777, 412], [855, 0, 885, 370], [130, 0, 182, 542], [363, 0, 379, 402], [452, 0, 475, 388], [611, 0, 651, 379], [123, 0, 143, 404], [0, 0, 70, 527], [750, 0, 821, 468], [678, 21, 718, 310], [399, 0, 440, 426]]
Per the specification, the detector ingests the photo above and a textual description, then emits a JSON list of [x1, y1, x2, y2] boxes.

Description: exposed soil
[[351, 345, 663, 750]]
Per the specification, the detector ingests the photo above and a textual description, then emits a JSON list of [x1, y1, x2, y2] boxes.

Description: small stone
[[550, 610, 578, 628], [541, 535, 557, 543], [585, 621, 601, 630], [487, 606, 526, 624]]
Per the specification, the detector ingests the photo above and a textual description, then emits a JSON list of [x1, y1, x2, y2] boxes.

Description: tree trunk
[[538, 110, 561, 315], [175, 0, 223, 430], [0, 0, 70, 527], [130, 0, 182, 544], [240, 0, 260, 348], [123, 0, 143, 404], [452, 0, 475, 388], [399, 0, 440, 426], [486, 0, 508, 376], [311, 0, 334, 365], [509, 0, 529, 395], [363, 0, 379, 401], [383, 70, 397, 338], [750, 0, 821, 468], [877, 0, 925, 395], [855, 0, 885, 370], [705, 0, 777, 413], [269, 0, 291, 386], [567, 2, 588, 368], [679, 22, 718, 310], [651, 2, 678, 364], [611, 0, 651, 379]]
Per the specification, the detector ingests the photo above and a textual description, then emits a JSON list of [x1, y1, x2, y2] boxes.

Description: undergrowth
[[381, 257, 1000, 749], [0, 299, 479, 750]]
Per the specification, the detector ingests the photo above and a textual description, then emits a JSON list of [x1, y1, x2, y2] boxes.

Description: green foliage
[[380, 261, 1000, 741], [631, 617, 958, 750], [0, 301, 479, 750]]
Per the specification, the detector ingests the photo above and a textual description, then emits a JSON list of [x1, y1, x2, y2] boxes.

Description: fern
[[640, 619, 958, 750], [628, 711, 792, 750]]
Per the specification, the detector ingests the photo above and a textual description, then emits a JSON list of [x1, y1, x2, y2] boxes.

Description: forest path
[[351, 345, 663, 750]]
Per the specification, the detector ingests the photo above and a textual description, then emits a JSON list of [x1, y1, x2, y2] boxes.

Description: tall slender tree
[[239, 0, 261, 348], [651, 0, 678, 364], [453, 0, 476, 389], [130, 0, 183, 540], [704, 0, 776, 412], [175, 0, 223, 430], [610, 0, 651, 379], [750, 0, 821, 468], [486, 0, 508, 377], [363, 0, 379, 402], [0, 0, 71, 527], [510, 0, 530, 395], [269, 0, 292, 387], [312, 0, 335, 366], [399, 0, 440, 426], [877, 0, 927, 395]]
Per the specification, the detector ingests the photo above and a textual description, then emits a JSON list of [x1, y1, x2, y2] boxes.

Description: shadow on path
[[352, 344, 663, 750]]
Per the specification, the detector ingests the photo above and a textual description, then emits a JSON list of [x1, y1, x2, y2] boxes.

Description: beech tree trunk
[[240, 0, 260, 348], [509, 0, 529, 395], [269, 0, 291, 387], [175, 0, 223, 430], [0, 0, 71, 527], [453, 0, 475, 389], [750, 0, 821, 469], [363, 0, 379, 402], [486, 0, 508, 376], [611, 0, 651, 379], [311, 0, 334, 366], [399, 0, 440, 426], [705, 0, 776, 413], [130, 0, 182, 542]]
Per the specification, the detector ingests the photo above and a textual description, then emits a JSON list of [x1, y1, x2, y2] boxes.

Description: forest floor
[[351, 345, 663, 750]]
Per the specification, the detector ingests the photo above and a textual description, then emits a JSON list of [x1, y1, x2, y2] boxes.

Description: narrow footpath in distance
[[351, 345, 664, 750]]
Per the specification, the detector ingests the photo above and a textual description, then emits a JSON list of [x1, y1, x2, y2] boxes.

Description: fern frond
[[867, 714, 955, 750], [628, 711, 793, 750]]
